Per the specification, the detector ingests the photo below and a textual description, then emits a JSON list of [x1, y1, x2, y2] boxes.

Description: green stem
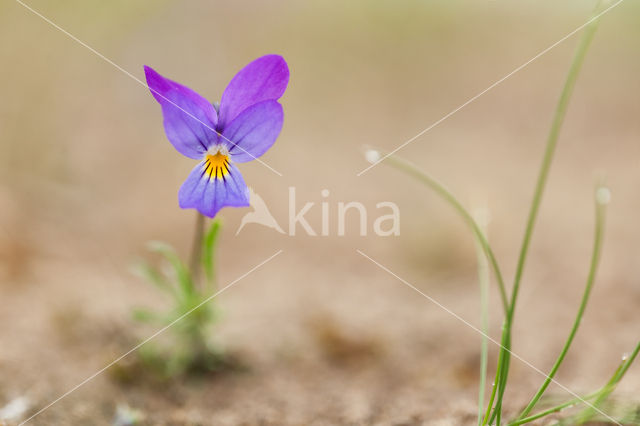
[[475, 212, 492, 426], [189, 212, 205, 287], [574, 340, 640, 423], [612, 341, 640, 381], [491, 336, 511, 425], [509, 392, 598, 426], [384, 155, 509, 315], [489, 2, 604, 420], [509, 341, 640, 425], [482, 347, 505, 426], [383, 153, 510, 423], [515, 187, 607, 420]]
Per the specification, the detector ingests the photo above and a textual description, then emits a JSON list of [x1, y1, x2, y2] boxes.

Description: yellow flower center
[[204, 151, 230, 181]]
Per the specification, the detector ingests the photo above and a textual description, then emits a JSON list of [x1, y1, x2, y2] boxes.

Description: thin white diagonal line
[[357, 0, 625, 176], [13, 0, 283, 177], [356, 249, 621, 425], [19, 249, 284, 425]]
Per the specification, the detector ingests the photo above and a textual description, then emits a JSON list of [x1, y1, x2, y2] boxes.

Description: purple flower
[[144, 55, 289, 217]]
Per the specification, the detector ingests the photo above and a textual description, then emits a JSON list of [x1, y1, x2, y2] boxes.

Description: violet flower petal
[[178, 159, 250, 218], [218, 55, 289, 128], [144, 65, 218, 159], [222, 100, 284, 163]]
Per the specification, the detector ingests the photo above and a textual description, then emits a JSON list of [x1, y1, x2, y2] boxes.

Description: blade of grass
[[483, 348, 505, 425], [148, 240, 193, 297], [489, 1, 605, 421], [510, 392, 598, 426], [509, 341, 640, 425], [515, 185, 608, 421], [474, 208, 492, 426], [377, 154, 509, 315], [573, 340, 640, 424], [375, 153, 511, 424], [131, 261, 179, 298]]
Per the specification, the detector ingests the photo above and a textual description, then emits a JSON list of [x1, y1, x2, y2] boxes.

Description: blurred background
[[1, 0, 639, 424]]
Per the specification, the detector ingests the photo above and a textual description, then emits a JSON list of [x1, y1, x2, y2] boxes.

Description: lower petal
[[178, 160, 250, 218]]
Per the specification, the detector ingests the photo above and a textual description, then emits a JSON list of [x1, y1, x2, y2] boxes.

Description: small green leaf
[[132, 308, 159, 323], [201, 219, 222, 287], [147, 240, 193, 297], [131, 261, 176, 295]]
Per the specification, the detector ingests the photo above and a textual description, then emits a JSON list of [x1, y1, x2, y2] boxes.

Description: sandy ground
[[1, 1, 640, 424]]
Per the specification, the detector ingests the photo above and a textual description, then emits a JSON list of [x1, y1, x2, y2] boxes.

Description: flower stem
[[488, 2, 604, 421], [383, 155, 509, 315], [514, 185, 608, 421], [189, 212, 205, 286]]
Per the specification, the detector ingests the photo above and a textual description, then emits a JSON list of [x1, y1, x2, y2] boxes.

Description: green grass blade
[[515, 186, 608, 420], [147, 240, 193, 297], [509, 341, 640, 425], [378, 154, 509, 315], [474, 209, 492, 426], [489, 2, 605, 420]]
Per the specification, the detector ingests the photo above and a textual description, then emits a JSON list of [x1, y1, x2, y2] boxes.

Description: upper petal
[[222, 100, 283, 163], [144, 66, 218, 159], [178, 159, 250, 218], [218, 55, 289, 128]]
